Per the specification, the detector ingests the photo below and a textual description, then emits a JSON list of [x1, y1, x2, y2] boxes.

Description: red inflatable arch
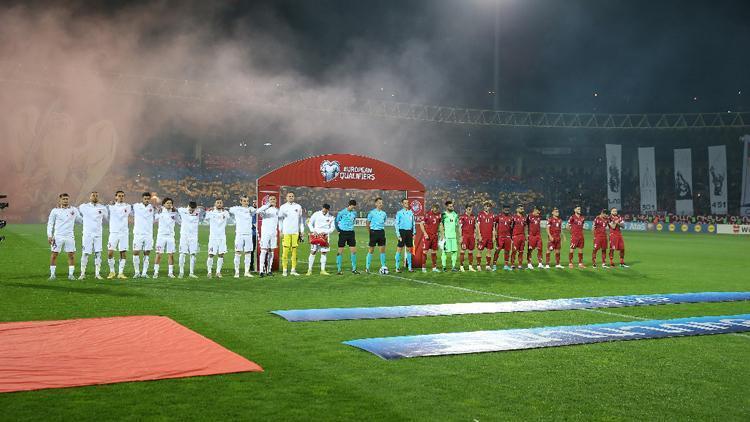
[[256, 154, 426, 270]]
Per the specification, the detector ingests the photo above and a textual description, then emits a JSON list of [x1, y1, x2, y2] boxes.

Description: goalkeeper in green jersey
[[439, 200, 460, 272]]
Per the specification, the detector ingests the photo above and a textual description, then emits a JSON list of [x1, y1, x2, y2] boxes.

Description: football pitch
[[1, 224, 749, 421]]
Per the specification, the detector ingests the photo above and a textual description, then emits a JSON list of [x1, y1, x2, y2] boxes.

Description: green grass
[[1, 224, 749, 421]]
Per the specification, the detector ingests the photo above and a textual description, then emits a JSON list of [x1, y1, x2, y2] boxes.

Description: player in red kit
[[476, 202, 495, 271], [511, 205, 527, 270], [526, 206, 544, 269], [458, 205, 478, 272], [493, 205, 513, 271], [419, 204, 442, 272], [568, 205, 586, 268], [546, 207, 564, 268], [591, 209, 609, 268], [608, 208, 629, 267]]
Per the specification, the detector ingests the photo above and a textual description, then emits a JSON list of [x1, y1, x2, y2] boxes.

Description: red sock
[[468, 252, 474, 265], [493, 249, 501, 264], [592, 251, 597, 265], [459, 252, 465, 266], [568, 252, 574, 264], [486, 255, 491, 266], [555, 251, 560, 265], [545, 251, 550, 265], [431, 252, 437, 267], [504, 251, 510, 265], [620, 250, 625, 264], [526, 249, 532, 263], [578, 252, 583, 264], [609, 249, 614, 265], [537, 249, 542, 263], [601, 250, 606, 265]]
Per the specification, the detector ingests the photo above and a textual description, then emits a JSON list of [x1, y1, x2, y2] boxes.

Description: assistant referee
[[394, 198, 415, 272]]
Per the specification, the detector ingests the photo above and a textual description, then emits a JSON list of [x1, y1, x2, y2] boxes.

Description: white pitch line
[[384, 273, 750, 340]]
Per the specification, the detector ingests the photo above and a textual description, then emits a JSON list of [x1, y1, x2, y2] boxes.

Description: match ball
[[379, 266, 389, 275]]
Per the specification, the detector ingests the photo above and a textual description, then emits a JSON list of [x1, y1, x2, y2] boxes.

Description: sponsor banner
[[674, 148, 694, 215], [344, 314, 750, 360], [653, 223, 717, 234], [716, 224, 750, 235], [272, 292, 750, 322], [605, 144, 622, 210], [623, 222, 647, 231], [638, 147, 658, 213], [741, 135, 750, 216], [708, 145, 728, 214]]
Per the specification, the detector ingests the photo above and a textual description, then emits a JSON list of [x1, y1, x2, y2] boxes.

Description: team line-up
[[45, 190, 628, 280]]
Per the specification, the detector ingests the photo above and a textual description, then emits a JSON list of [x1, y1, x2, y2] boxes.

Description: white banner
[[708, 145, 728, 214], [741, 135, 750, 216], [605, 144, 622, 210], [716, 224, 750, 235], [638, 147, 657, 213], [674, 148, 694, 215]]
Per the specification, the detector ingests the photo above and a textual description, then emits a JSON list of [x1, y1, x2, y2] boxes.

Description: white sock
[[179, 254, 186, 274], [80, 254, 89, 274], [234, 254, 241, 273], [118, 259, 126, 275], [142, 255, 150, 275], [50, 265, 56, 276], [259, 250, 267, 273], [168, 264, 174, 275], [217, 257, 224, 273], [108, 258, 115, 272], [245, 254, 251, 273], [68, 266, 74, 277], [207, 257, 213, 274], [189, 255, 196, 274], [153, 264, 160, 276], [94, 253, 101, 275], [268, 251, 274, 272], [308, 254, 315, 272], [133, 255, 141, 275], [321, 254, 327, 271]]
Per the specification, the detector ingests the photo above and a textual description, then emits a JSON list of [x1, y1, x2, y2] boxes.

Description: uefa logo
[[410, 199, 422, 215], [320, 160, 341, 182]]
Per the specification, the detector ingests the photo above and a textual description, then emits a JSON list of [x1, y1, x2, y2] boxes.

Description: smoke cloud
[[0, 1, 448, 221]]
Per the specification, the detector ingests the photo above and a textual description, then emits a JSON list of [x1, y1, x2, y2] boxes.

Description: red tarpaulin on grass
[[0, 316, 262, 393]]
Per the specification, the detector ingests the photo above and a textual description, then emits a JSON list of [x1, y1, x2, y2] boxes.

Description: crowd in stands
[[94, 153, 749, 223]]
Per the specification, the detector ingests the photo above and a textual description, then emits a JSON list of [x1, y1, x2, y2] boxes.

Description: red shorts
[[477, 234, 494, 250], [548, 237, 561, 250], [422, 235, 439, 251], [461, 237, 476, 250], [512, 236, 526, 251], [593, 236, 608, 250], [609, 234, 624, 250], [496, 237, 512, 252], [527, 235, 542, 250], [570, 236, 584, 249]]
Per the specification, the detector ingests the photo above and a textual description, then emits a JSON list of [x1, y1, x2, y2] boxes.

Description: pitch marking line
[[384, 273, 750, 340]]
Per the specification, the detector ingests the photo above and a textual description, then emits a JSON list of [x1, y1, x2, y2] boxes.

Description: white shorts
[[310, 244, 330, 254], [155, 235, 176, 254], [234, 234, 254, 253], [179, 237, 199, 254], [133, 234, 154, 252], [208, 237, 227, 255], [108, 232, 129, 251], [51, 235, 76, 253], [82, 233, 102, 254], [259, 232, 278, 249]]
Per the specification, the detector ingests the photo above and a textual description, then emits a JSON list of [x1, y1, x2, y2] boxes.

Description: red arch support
[[256, 154, 426, 270]]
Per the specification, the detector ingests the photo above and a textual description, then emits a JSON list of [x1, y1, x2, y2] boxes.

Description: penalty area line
[[384, 273, 750, 340]]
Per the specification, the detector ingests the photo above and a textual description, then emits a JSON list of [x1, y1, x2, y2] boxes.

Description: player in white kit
[[47, 193, 81, 280], [256, 195, 280, 277], [229, 195, 256, 278], [205, 199, 230, 278], [77, 191, 108, 279], [177, 201, 201, 278], [132, 192, 155, 278], [107, 190, 132, 279], [153, 197, 179, 278], [306, 204, 336, 275]]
